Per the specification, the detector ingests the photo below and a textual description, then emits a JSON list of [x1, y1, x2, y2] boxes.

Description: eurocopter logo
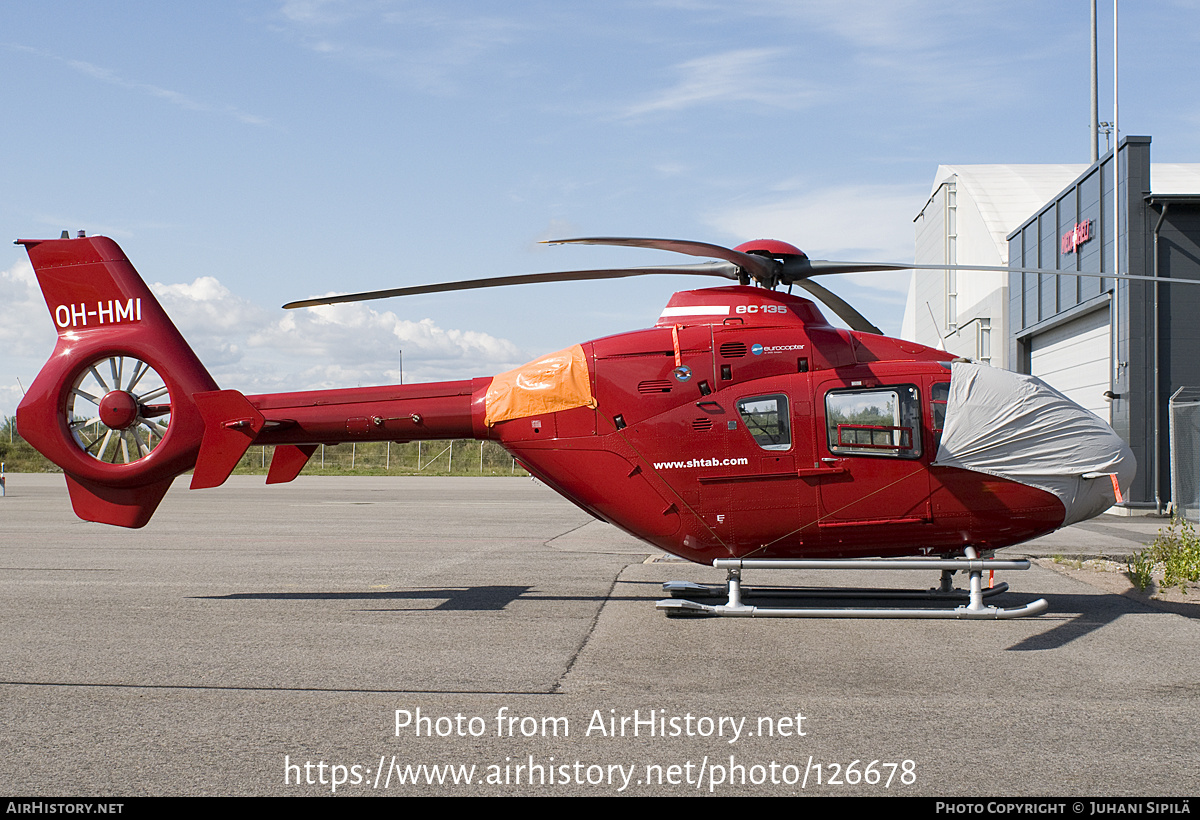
[[54, 299, 142, 329], [1061, 220, 1093, 255], [751, 343, 805, 356]]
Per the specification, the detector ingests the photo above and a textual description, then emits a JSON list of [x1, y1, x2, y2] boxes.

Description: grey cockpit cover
[[932, 362, 1135, 527]]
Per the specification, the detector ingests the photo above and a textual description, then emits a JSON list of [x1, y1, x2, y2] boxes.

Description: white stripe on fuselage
[[659, 305, 730, 318]]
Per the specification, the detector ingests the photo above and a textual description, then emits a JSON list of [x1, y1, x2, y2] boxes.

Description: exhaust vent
[[638, 379, 673, 394]]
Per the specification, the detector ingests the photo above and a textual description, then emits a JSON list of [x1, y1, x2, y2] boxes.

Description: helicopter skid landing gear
[[657, 548, 1048, 619]]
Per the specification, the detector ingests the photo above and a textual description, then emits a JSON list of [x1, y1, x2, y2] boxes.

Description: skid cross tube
[[657, 548, 1048, 619]]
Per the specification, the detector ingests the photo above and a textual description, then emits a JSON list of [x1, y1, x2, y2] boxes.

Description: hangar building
[[902, 136, 1200, 510]]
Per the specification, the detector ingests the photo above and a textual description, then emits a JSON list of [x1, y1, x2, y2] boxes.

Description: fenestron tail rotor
[[68, 356, 172, 465]]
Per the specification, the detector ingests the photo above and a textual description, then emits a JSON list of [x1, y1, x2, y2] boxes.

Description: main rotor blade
[[283, 261, 740, 309], [795, 258, 1200, 286], [546, 237, 780, 286], [793, 280, 883, 335], [784, 259, 913, 279], [910, 262, 1200, 285]]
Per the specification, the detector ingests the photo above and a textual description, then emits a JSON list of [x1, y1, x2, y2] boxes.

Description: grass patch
[[0, 416, 526, 478], [1127, 518, 1200, 594], [233, 441, 528, 477], [1126, 550, 1156, 592], [0, 418, 58, 473]]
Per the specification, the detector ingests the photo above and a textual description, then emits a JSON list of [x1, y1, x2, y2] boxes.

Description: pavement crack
[[551, 562, 629, 693], [543, 518, 597, 549]]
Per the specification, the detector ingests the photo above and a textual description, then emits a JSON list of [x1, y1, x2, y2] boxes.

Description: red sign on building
[[1061, 220, 1093, 255]]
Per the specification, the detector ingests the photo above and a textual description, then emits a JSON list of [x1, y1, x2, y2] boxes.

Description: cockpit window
[[826, 385, 921, 458], [736, 394, 791, 451]]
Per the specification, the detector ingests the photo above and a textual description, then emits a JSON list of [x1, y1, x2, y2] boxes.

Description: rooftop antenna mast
[[1091, 0, 1099, 163], [1111, 0, 1121, 429]]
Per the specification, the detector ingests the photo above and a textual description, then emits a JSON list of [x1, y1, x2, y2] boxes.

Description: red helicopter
[[14, 234, 1134, 619]]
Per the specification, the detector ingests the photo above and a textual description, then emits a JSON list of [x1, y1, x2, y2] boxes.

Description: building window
[[945, 184, 957, 332], [976, 318, 991, 364], [946, 270, 957, 333]]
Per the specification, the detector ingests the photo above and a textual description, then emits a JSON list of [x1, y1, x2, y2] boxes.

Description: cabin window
[[736, 394, 791, 451], [825, 385, 921, 458], [931, 382, 950, 433]]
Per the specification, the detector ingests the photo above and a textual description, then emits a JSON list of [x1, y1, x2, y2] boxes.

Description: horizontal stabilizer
[[191, 390, 266, 489], [267, 444, 317, 485]]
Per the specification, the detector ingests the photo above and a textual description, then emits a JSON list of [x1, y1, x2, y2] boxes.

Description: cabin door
[[813, 379, 932, 527]]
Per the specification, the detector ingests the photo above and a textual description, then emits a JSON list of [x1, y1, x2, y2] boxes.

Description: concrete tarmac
[[1, 474, 1197, 796]]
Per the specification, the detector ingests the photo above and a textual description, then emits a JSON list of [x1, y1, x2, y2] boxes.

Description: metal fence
[[1169, 387, 1200, 522], [234, 439, 527, 476]]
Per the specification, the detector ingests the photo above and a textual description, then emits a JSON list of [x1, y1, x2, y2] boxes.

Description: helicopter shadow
[[193, 585, 654, 611], [193, 581, 1197, 644], [1006, 589, 1200, 651], [611, 579, 1199, 653], [194, 586, 534, 611]]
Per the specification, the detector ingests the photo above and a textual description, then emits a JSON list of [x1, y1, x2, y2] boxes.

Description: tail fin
[[15, 236, 219, 527]]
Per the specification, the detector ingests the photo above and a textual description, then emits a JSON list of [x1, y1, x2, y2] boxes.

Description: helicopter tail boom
[[15, 235, 493, 525], [190, 379, 489, 489]]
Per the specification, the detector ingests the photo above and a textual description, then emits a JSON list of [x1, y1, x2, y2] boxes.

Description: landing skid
[[657, 548, 1048, 619], [662, 579, 1011, 601]]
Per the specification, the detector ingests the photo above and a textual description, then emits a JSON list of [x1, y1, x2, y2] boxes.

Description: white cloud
[[247, 300, 524, 382], [274, 1, 525, 96], [704, 182, 922, 271], [702, 182, 928, 335], [0, 260, 54, 357], [150, 277, 526, 393], [636, 1, 1030, 116], [0, 384, 26, 422], [0, 265, 528, 417], [8, 45, 270, 126], [155, 277, 263, 323], [151, 277, 267, 367], [658, 0, 989, 54], [782, 0, 957, 51], [0, 260, 57, 418], [279, 0, 353, 25], [621, 48, 817, 117]]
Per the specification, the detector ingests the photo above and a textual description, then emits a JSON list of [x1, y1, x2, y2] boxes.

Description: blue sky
[[4, 1, 1200, 419]]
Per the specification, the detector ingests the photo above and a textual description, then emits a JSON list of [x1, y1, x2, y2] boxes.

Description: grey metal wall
[[1146, 196, 1200, 510], [1007, 137, 1200, 508]]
